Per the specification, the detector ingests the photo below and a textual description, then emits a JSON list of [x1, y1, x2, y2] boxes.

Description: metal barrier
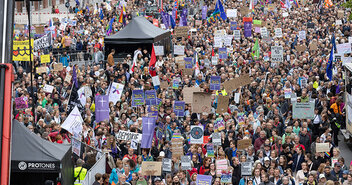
[[81, 154, 106, 185]]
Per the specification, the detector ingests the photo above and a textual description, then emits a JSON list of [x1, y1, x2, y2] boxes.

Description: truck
[[342, 63, 352, 142]]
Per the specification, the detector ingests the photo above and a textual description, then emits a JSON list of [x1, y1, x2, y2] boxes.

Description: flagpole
[[66, 83, 75, 112]]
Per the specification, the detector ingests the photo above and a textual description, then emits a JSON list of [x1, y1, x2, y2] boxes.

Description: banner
[[173, 101, 185, 117], [190, 125, 204, 144], [61, 106, 83, 134], [196, 175, 212, 185], [210, 76, 221, 90], [13, 39, 34, 61], [218, 47, 227, 59], [109, 82, 124, 105], [292, 101, 315, 119], [145, 90, 157, 105], [15, 97, 28, 109], [34, 33, 52, 51], [184, 57, 193, 68], [116, 130, 142, 142], [141, 117, 155, 148], [95, 95, 110, 122], [132, 90, 145, 107], [244, 22, 252, 37]]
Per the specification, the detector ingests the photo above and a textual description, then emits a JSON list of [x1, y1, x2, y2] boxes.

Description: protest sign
[[108, 82, 124, 104], [296, 45, 307, 53], [241, 162, 252, 176], [282, 12, 288, 17], [234, 30, 241, 40], [212, 56, 218, 65], [95, 95, 110, 122], [338, 10, 344, 18], [226, 9, 237, 17], [316, 143, 330, 153], [184, 57, 193, 68], [145, 90, 157, 105], [218, 48, 227, 59], [181, 156, 192, 170], [202, 6, 207, 19], [195, 20, 202, 26], [171, 137, 184, 158], [274, 28, 282, 38], [216, 96, 229, 114], [237, 139, 251, 149], [152, 76, 160, 86], [183, 87, 201, 104], [183, 68, 193, 76], [192, 92, 212, 113], [216, 159, 228, 175], [174, 26, 189, 37], [210, 76, 221, 90], [61, 106, 83, 134], [174, 101, 185, 117], [132, 90, 145, 106], [174, 45, 185, 55], [34, 33, 52, 51], [40, 54, 50, 63], [64, 74, 72, 83], [224, 35, 233, 46], [260, 27, 268, 37], [214, 36, 223, 48], [13, 39, 34, 61], [268, 4, 275, 11], [148, 111, 158, 119], [72, 138, 81, 156], [292, 101, 315, 119], [244, 22, 252, 37], [35, 26, 45, 34], [336, 43, 352, 54], [234, 93, 240, 104], [53, 63, 63, 71], [223, 74, 251, 92], [214, 29, 226, 36], [271, 46, 283, 62], [298, 31, 306, 41], [154, 46, 164, 56], [162, 158, 172, 172], [160, 81, 169, 89], [207, 144, 215, 157], [141, 162, 162, 176], [221, 172, 232, 183], [43, 84, 54, 93], [196, 175, 212, 185], [336, 20, 342, 25], [15, 97, 28, 109], [116, 130, 142, 142], [141, 117, 155, 148], [212, 132, 221, 146], [190, 125, 204, 144], [284, 88, 292, 99], [172, 79, 180, 89], [230, 21, 237, 30], [36, 66, 47, 74]]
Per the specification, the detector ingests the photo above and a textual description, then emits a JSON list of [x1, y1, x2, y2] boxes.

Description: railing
[[81, 154, 106, 185]]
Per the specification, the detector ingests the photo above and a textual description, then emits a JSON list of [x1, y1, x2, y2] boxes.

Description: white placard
[[115, 130, 142, 143], [282, 12, 289, 17], [260, 27, 268, 37], [190, 125, 204, 144], [174, 45, 185, 55], [348, 105, 352, 124], [212, 56, 218, 65], [154, 46, 164, 56], [233, 30, 241, 40], [336, 20, 342, 25], [271, 46, 283, 62], [298, 31, 306, 41], [226, 9, 237, 17], [214, 37, 223, 48], [234, 93, 240, 104], [224, 35, 233, 46], [108, 82, 124, 105], [61, 106, 84, 134], [342, 57, 352, 65], [214, 29, 226, 36], [72, 138, 81, 156], [348, 37, 352, 44], [275, 28, 282, 38], [336, 43, 352, 54], [152, 76, 161, 86], [77, 87, 87, 106], [43, 84, 54, 93]]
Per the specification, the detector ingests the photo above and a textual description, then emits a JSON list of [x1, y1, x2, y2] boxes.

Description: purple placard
[[132, 90, 145, 107], [184, 57, 193, 68], [173, 101, 185, 117], [148, 111, 158, 119], [230, 21, 237, 30], [141, 117, 156, 148], [95, 95, 110, 122], [15, 97, 28, 109], [244, 22, 252, 38], [210, 76, 221, 90], [255, 27, 261, 33], [145, 90, 157, 105], [218, 48, 227, 59], [196, 175, 212, 185], [202, 6, 207, 20]]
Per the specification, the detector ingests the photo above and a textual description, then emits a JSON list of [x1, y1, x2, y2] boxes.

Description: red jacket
[[254, 137, 266, 152]]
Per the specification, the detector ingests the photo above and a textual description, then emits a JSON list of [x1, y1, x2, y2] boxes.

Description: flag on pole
[[149, 44, 157, 77], [106, 18, 115, 35], [119, 11, 124, 23], [130, 49, 142, 73], [194, 52, 200, 76], [99, 8, 104, 20], [251, 39, 260, 59], [215, 0, 227, 20], [141, 117, 156, 148], [73, 65, 78, 89]]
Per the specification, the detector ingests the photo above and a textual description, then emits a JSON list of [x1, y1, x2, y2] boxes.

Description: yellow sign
[[12, 39, 34, 61], [40, 54, 50, 63]]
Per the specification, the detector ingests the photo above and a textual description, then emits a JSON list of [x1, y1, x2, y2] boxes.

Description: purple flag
[[132, 90, 144, 107], [141, 117, 156, 148], [173, 101, 185, 117], [182, 8, 188, 17], [244, 22, 252, 38], [95, 95, 110, 122], [202, 6, 207, 20], [184, 57, 193, 68], [196, 175, 212, 185], [161, 11, 169, 29], [210, 76, 221, 90], [145, 90, 157, 105], [73, 65, 78, 89], [218, 47, 227, 59]]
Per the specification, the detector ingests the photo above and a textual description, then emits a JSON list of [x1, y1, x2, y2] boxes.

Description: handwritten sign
[[223, 74, 251, 92], [316, 143, 330, 153], [192, 92, 212, 113], [292, 102, 315, 119], [174, 26, 189, 37], [237, 139, 251, 149], [141, 161, 162, 176]]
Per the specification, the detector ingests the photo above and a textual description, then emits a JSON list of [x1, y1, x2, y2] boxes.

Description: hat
[[154, 177, 162, 182], [131, 114, 137, 117], [319, 174, 326, 179], [159, 151, 165, 157], [137, 117, 142, 121], [343, 170, 349, 175], [264, 157, 270, 161], [335, 162, 341, 167]]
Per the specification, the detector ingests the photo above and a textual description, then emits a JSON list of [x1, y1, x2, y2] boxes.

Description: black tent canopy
[[105, 16, 171, 44], [11, 120, 73, 185]]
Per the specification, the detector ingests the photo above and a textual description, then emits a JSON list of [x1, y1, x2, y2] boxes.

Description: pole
[[26, 0, 35, 121]]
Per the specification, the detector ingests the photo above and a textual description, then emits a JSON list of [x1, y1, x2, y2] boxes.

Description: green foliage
[[342, 1, 352, 20]]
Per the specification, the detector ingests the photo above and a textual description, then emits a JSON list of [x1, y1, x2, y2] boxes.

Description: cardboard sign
[[183, 87, 201, 104], [35, 26, 45, 34], [160, 81, 169, 89], [141, 162, 162, 176], [296, 44, 307, 53], [181, 156, 192, 170], [162, 158, 172, 172], [240, 7, 249, 15], [241, 162, 252, 176], [64, 74, 72, 83], [182, 68, 193, 76], [192, 92, 212, 113], [338, 10, 344, 18], [223, 74, 251, 92], [171, 138, 184, 158], [15, 97, 28, 109], [174, 26, 189, 37], [36, 66, 47, 74], [292, 102, 315, 119], [53, 63, 63, 71], [316, 143, 330, 153], [309, 41, 318, 51], [216, 95, 229, 114], [237, 139, 251, 150]]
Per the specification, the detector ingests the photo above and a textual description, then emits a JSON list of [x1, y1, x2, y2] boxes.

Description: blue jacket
[[292, 154, 305, 172]]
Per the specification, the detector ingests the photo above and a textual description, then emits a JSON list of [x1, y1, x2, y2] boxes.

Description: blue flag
[[99, 9, 104, 20], [75, 0, 80, 6], [169, 14, 176, 29], [331, 34, 337, 53], [215, 0, 227, 21], [291, 35, 298, 49], [326, 46, 333, 81]]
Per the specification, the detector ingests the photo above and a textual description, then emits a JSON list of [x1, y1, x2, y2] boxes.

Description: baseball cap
[[154, 177, 162, 182], [343, 170, 349, 175], [319, 174, 326, 179], [264, 157, 270, 161], [335, 162, 341, 167]]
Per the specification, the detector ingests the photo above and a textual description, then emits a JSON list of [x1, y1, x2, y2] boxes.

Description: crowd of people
[[11, 0, 352, 184]]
